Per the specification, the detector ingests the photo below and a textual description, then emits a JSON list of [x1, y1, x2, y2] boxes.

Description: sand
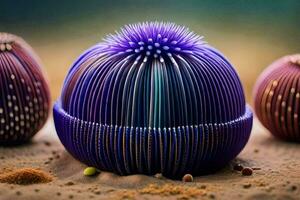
[[0, 168, 53, 185], [0, 118, 299, 200]]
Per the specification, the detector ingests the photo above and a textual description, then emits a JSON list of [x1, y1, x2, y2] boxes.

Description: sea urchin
[[0, 33, 51, 145], [53, 22, 253, 177], [253, 54, 300, 141]]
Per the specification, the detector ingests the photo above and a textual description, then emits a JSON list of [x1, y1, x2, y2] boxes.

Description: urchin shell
[[0, 33, 51, 145], [53, 22, 253, 177], [253, 54, 300, 141]]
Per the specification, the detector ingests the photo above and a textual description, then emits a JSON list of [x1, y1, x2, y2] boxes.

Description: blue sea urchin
[[102, 22, 205, 61], [54, 22, 253, 177], [0, 33, 51, 145]]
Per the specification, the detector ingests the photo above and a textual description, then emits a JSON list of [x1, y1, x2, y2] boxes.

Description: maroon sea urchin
[[253, 54, 300, 141], [0, 33, 51, 145]]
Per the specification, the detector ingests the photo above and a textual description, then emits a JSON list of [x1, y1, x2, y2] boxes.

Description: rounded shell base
[[53, 101, 253, 177]]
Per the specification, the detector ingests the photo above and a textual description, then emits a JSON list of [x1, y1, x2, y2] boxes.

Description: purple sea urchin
[[102, 22, 205, 62], [253, 54, 300, 141], [54, 22, 253, 177], [0, 33, 51, 145]]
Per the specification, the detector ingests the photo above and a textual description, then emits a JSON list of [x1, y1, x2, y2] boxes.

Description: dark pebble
[[242, 167, 253, 176], [243, 183, 252, 189], [182, 174, 193, 182], [209, 193, 216, 199], [252, 167, 261, 170], [94, 191, 101, 195], [65, 181, 75, 186], [289, 185, 297, 191]]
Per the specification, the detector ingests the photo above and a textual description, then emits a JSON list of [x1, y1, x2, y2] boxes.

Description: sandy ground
[[0, 118, 299, 200]]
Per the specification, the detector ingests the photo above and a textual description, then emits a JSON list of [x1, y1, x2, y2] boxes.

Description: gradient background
[[1, 0, 300, 104]]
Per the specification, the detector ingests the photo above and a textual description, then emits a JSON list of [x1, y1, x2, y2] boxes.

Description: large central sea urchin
[[54, 22, 253, 177]]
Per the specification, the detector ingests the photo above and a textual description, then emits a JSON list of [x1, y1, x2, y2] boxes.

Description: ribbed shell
[[0, 33, 51, 145], [61, 23, 246, 128], [254, 54, 300, 141], [54, 22, 253, 177]]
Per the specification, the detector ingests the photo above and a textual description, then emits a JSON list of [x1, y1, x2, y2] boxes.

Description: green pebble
[[83, 167, 98, 176]]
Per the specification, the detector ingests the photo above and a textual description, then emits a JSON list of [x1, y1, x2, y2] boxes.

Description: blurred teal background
[[1, 0, 300, 103]]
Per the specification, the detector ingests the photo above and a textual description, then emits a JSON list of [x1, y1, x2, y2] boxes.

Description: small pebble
[[56, 192, 61, 196], [254, 149, 259, 153], [182, 174, 193, 182], [233, 164, 243, 171], [154, 173, 163, 179], [200, 185, 206, 189], [65, 181, 75, 186], [16, 191, 21, 196], [94, 190, 101, 195], [242, 167, 253, 176], [289, 185, 297, 191], [243, 183, 252, 189], [208, 193, 216, 199], [252, 167, 261, 170], [84, 167, 99, 176]]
